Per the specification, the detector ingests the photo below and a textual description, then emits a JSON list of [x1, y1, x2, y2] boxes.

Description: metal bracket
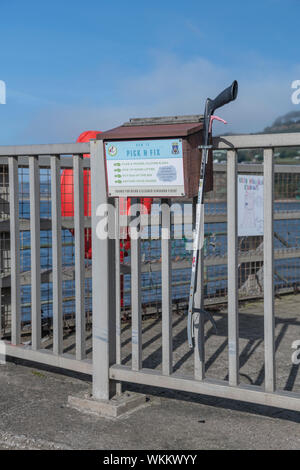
[[193, 308, 218, 334], [198, 145, 213, 150]]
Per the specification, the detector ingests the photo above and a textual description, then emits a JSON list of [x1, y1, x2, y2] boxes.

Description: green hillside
[[213, 111, 300, 163], [264, 111, 300, 134]]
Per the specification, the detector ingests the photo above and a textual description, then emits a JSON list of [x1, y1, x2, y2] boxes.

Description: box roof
[[97, 116, 203, 141]]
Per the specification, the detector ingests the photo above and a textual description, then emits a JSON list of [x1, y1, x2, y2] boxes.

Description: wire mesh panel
[[118, 163, 298, 312], [0, 154, 91, 354]]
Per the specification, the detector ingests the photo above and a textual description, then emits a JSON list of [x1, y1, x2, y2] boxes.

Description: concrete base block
[[68, 390, 150, 418]]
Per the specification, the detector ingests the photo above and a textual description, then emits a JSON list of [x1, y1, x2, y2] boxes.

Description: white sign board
[[105, 139, 185, 197], [238, 174, 264, 236]]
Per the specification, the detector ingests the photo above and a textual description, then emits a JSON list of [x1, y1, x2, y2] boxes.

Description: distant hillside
[[260, 111, 300, 162], [264, 111, 300, 133], [215, 111, 300, 163]]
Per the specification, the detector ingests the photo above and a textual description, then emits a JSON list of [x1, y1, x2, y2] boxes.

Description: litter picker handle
[[208, 80, 238, 115]]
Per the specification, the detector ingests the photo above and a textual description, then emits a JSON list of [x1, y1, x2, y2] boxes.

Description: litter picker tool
[[187, 80, 238, 348]]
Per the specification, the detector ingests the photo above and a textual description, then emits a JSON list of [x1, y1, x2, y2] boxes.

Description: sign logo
[[108, 145, 117, 157], [172, 142, 179, 154]]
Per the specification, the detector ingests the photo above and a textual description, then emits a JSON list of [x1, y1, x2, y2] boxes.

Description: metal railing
[[92, 133, 300, 411], [0, 134, 300, 412], [1, 149, 300, 334], [0, 143, 92, 374]]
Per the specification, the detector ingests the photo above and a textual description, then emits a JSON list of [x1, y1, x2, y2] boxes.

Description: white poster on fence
[[238, 174, 264, 236]]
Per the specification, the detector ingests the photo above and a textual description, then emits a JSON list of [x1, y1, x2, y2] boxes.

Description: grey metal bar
[[0, 277, 2, 338], [213, 132, 300, 149], [161, 199, 172, 376], [51, 156, 63, 355], [227, 150, 239, 386], [0, 202, 3, 337], [0, 143, 90, 156], [110, 365, 300, 413], [9, 157, 21, 345], [91, 140, 116, 400], [193, 197, 205, 380], [131, 199, 142, 371], [115, 199, 121, 366], [5, 343, 92, 375], [0, 156, 91, 168], [29, 156, 41, 350], [73, 155, 86, 360], [264, 148, 276, 392], [115, 198, 122, 395], [214, 162, 300, 174]]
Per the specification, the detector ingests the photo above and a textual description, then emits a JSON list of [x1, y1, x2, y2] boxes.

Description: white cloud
[[18, 53, 300, 144]]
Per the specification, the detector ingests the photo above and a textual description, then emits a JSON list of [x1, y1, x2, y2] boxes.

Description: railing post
[[227, 150, 239, 386], [115, 197, 122, 395], [131, 198, 142, 372], [0, 261, 2, 337], [73, 154, 86, 360], [264, 148, 276, 392], [51, 156, 63, 355], [91, 140, 116, 400], [161, 199, 172, 376], [9, 157, 21, 345], [29, 155, 41, 350]]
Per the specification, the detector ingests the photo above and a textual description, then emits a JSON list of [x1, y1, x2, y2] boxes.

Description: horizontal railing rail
[[0, 156, 90, 168], [214, 162, 300, 173], [213, 132, 300, 149], [0, 142, 90, 156]]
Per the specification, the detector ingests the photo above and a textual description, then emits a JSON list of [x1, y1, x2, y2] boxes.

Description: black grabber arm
[[187, 80, 238, 349], [207, 80, 238, 116]]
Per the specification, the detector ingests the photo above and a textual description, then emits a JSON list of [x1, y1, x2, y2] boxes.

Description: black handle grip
[[208, 80, 238, 114]]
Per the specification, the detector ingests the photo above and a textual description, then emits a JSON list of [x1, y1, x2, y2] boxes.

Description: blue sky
[[0, 0, 300, 144]]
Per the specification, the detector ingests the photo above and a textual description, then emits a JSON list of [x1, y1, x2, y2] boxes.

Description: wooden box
[[97, 115, 213, 198]]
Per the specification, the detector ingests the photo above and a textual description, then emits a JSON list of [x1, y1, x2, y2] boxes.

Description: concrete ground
[[1, 293, 300, 450], [1, 361, 300, 450]]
